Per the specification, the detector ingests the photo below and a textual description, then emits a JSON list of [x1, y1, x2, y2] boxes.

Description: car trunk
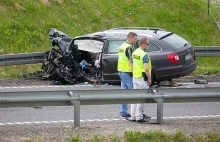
[[160, 33, 196, 67], [176, 44, 196, 66]]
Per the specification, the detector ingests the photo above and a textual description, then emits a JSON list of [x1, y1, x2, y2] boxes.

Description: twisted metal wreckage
[[41, 29, 103, 85]]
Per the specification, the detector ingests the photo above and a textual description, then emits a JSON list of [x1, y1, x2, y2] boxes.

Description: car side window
[[107, 40, 125, 54], [107, 40, 158, 54], [145, 42, 161, 52]]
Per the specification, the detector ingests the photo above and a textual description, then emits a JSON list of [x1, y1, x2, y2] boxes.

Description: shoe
[[136, 118, 151, 123], [143, 114, 151, 120], [120, 113, 131, 118], [136, 114, 151, 123], [126, 117, 136, 122]]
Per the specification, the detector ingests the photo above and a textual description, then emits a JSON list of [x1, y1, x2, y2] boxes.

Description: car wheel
[[150, 72, 156, 86]]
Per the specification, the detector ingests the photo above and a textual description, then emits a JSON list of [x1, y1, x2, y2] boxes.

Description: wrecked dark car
[[42, 27, 197, 85], [41, 28, 103, 84]]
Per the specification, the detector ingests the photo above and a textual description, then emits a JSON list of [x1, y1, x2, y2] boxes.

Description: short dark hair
[[127, 32, 137, 38], [140, 37, 149, 45]]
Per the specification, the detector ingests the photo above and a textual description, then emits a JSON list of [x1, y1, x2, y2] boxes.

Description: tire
[[150, 72, 156, 86], [56, 67, 76, 85], [41, 61, 58, 80]]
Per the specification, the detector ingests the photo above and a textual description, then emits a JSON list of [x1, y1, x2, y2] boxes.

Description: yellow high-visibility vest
[[132, 48, 152, 78], [117, 42, 132, 72]]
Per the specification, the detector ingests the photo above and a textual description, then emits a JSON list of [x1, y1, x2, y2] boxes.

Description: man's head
[[127, 32, 137, 45], [140, 37, 150, 50]]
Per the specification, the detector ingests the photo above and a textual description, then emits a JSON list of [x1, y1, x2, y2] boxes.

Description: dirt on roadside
[[0, 118, 219, 142], [1, 75, 220, 87]]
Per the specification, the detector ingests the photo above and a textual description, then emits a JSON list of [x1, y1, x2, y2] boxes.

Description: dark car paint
[[71, 29, 197, 82], [102, 40, 196, 82]]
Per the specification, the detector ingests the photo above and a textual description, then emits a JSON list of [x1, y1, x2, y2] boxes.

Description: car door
[[101, 39, 162, 82], [101, 39, 138, 81]]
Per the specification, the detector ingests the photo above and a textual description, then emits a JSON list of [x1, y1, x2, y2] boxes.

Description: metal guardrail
[[0, 52, 45, 66], [194, 46, 220, 56], [0, 86, 220, 127], [0, 46, 219, 66]]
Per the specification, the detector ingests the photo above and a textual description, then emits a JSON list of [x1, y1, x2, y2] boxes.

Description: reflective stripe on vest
[[117, 42, 132, 72], [132, 48, 152, 78]]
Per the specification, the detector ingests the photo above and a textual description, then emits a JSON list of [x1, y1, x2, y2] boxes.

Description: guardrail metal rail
[[0, 86, 220, 128], [0, 52, 45, 66], [0, 46, 219, 66]]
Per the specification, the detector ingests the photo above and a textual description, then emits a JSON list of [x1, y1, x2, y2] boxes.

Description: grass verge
[[193, 57, 220, 75], [0, 0, 220, 77], [24, 130, 220, 142]]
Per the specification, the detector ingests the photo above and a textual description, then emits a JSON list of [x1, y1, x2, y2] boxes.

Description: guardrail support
[[69, 91, 80, 128], [74, 98, 80, 128], [156, 97, 164, 124]]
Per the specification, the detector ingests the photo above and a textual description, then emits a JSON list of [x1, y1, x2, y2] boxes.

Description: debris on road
[[194, 75, 208, 84], [159, 81, 173, 86], [194, 79, 208, 84]]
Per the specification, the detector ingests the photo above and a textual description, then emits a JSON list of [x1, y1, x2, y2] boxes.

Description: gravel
[[0, 118, 219, 142], [1, 75, 220, 87], [0, 79, 53, 86], [173, 75, 220, 82]]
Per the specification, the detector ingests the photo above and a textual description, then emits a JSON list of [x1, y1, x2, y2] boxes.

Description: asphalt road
[[0, 82, 220, 141], [0, 102, 220, 124], [0, 81, 220, 124]]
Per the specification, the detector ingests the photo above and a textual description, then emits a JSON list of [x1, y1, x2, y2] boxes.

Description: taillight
[[167, 53, 180, 64]]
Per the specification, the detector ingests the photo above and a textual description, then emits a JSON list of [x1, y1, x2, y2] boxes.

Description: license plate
[[185, 53, 192, 60]]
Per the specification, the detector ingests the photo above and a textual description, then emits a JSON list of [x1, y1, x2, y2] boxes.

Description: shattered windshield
[[74, 39, 104, 53]]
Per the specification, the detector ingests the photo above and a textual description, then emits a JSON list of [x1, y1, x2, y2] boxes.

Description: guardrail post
[[69, 91, 80, 128], [74, 97, 80, 128], [156, 96, 164, 124]]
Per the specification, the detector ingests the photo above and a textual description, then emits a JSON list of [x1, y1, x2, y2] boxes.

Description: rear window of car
[[162, 34, 188, 48], [107, 40, 160, 54]]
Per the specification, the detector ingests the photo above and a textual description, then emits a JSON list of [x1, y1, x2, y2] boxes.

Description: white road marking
[[112, 119, 120, 121], [14, 122, 23, 125], [86, 119, 96, 122], [41, 121, 51, 123], [93, 119, 102, 121], [50, 121, 59, 123], [6, 123, 14, 125], [32, 121, 41, 124], [0, 84, 113, 89], [12, 87, 19, 89], [23, 122, 32, 124], [164, 115, 220, 119], [0, 115, 219, 126], [102, 119, 111, 121], [59, 120, 69, 123]]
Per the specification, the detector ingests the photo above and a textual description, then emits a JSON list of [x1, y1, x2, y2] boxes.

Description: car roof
[[74, 27, 172, 40]]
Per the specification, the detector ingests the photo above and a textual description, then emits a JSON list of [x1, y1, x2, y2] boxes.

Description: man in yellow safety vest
[[127, 37, 152, 122], [117, 32, 137, 118]]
